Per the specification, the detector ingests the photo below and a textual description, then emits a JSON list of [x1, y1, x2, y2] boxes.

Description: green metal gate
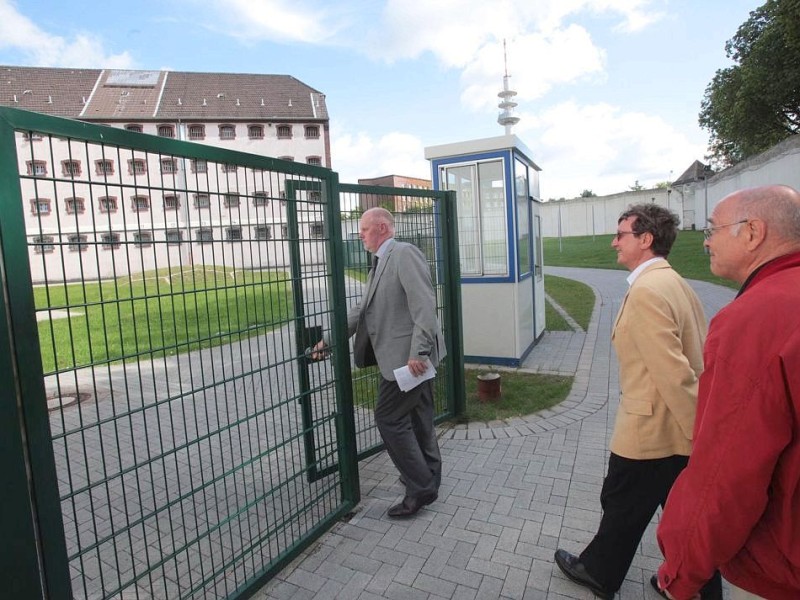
[[0, 107, 463, 599]]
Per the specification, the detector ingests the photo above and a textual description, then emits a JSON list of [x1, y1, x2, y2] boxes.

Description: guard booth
[[426, 135, 545, 366]]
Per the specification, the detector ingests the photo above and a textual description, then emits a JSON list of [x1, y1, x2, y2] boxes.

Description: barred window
[[67, 234, 88, 252], [191, 159, 207, 173], [22, 131, 43, 141], [128, 159, 147, 175], [133, 231, 153, 247], [194, 194, 210, 209], [99, 197, 118, 213], [95, 159, 114, 176], [30, 198, 51, 216], [125, 124, 143, 133], [65, 197, 85, 214], [32, 235, 55, 253], [306, 156, 322, 167], [248, 125, 264, 139], [158, 124, 175, 138], [161, 158, 178, 174], [254, 225, 272, 240], [101, 232, 121, 250], [165, 230, 183, 245], [226, 227, 243, 242], [163, 194, 180, 210], [277, 125, 292, 139], [309, 222, 324, 239], [26, 160, 47, 176], [196, 228, 213, 243], [252, 192, 269, 207], [131, 195, 150, 212], [304, 125, 320, 139], [188, 124, 205, 140], [219, 124, 236, 140], [62, 160, 81, 177], [221, 163, 238, 173], [224, 193, 240, 208]]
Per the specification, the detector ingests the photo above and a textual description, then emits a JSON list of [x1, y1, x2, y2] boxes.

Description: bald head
[[705, 185, 800, 283], [359, 207, 395, 253]]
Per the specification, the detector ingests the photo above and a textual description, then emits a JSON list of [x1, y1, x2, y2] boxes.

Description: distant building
[[356, 174, 431, 212], [1, 65, 331, 281]]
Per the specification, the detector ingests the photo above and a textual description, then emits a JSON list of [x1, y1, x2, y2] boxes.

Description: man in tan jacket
[[554, 204, 721, 599]]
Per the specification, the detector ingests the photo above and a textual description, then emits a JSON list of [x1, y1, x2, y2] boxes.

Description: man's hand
[[310, 340, 329, 361], [407, 358, 428, 377]]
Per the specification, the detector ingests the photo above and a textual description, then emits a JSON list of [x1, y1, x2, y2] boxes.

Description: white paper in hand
[[393, 360, 436, 392]]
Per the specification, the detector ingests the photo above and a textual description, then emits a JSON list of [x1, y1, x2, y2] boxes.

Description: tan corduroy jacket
[[610, 261, 707, 459]]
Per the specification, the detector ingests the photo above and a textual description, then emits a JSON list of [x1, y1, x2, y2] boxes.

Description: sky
[[0, 0, 763, 200]]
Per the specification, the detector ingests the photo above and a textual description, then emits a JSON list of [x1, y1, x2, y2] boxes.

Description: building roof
[[673, 160, 714, 186], [1, 65, 328, 122]]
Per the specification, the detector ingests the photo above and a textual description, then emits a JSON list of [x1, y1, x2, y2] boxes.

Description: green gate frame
[[0, 106, 464, 599]]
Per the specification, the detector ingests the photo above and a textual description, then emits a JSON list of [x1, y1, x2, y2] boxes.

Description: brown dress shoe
[[387, 492, 437, 518], [554, 549, 614, 600]]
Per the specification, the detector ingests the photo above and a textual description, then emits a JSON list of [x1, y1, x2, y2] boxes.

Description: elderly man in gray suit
[[314, 207, 445, 518]]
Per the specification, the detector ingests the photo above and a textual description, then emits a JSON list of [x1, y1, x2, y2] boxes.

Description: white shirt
[[627, 256, 666, 286]]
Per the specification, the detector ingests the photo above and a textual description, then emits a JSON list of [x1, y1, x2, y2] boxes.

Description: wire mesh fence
[[0, 108, 462, 600]]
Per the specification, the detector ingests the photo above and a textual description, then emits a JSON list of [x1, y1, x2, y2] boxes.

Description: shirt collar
[[627, 256, 666, 286], [375, 237, 393, 259]]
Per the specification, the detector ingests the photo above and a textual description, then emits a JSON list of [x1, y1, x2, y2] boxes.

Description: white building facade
[[2, 66, 331, 282]]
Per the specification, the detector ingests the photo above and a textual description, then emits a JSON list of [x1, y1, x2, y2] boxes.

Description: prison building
[[1, 66, 331, 281]]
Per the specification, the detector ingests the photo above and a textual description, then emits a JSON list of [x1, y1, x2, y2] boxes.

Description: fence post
[[0, 111, 71, 599], [326, 173, 360, 505], [440, 190, 466, 417]]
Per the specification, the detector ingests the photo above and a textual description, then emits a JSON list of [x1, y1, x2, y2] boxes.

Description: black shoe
[[650, 575, 668, 599], [554, 549, 614, 600], [387, 492, 437, 518]]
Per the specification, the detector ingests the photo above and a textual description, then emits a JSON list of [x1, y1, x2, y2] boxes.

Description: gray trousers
[[376, 377, 441, 498]]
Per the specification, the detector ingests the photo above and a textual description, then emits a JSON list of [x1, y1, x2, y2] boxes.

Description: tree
[[580, 189, 596, 197], [629, 180, 644, 191], [699, 0, 800, 166]]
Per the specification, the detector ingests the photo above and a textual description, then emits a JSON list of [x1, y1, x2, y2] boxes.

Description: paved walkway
[[254, 266, 737, 600]]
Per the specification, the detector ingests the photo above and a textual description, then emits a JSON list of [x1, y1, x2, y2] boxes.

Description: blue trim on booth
[[431, 148, 531, 284]]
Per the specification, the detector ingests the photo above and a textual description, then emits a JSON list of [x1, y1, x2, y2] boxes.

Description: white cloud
[[516, 100, 705, 199], [0, 0, 135, 68], [201, 0, 354, 44], [331, 124, 428, 186]]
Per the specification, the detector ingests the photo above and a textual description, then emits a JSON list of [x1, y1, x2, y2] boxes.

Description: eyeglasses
[[614, 231, 638, 241], [702, 220, 748, 240]]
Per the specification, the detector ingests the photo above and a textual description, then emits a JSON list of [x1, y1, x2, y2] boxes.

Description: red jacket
[[657, 251, 800, 600]]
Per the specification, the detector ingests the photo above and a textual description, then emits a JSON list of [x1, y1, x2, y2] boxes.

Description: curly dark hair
[[618, 204, 680, 257]]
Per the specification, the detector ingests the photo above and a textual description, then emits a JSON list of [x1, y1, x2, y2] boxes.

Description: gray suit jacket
[[348, 239, 446, 380]]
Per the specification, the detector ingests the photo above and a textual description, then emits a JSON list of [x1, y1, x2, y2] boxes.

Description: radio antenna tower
[[497, 39, 520, 134]]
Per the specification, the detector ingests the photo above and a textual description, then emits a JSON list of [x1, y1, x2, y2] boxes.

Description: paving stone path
[[254, 266, 737, 600]]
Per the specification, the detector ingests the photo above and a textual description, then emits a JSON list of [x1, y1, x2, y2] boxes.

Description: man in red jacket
[[655, 185, 800, 600]]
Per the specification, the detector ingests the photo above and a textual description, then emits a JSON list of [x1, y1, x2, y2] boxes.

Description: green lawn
[[36, 266, 293, 373], [545, 275, 595, 330], [544, 230, 737, 288], [462, 368, 572, 422]]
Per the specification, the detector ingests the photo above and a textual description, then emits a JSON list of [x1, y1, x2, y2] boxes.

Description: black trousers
[[580, 453, 722, 598], [375, 377, 441, 498]]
